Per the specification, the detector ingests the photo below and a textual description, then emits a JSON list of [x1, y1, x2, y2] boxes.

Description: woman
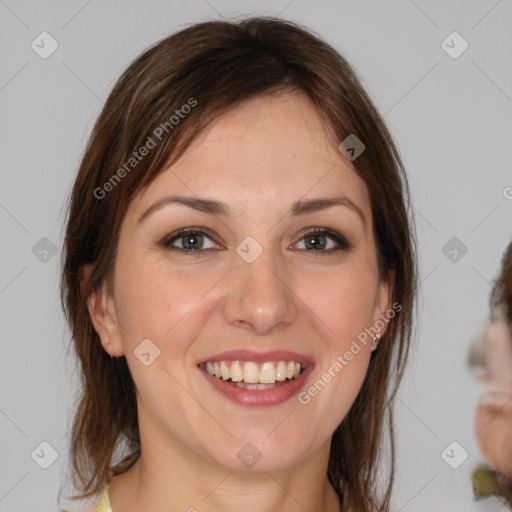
[[472, 240, 512, 503], [59, 16, 418, 512]]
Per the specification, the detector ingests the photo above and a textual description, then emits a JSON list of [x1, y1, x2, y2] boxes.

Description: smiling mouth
[[199, 360, 306, 389]]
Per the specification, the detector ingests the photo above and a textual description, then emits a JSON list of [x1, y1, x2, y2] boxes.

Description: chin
[[475, 401, 512, 477]]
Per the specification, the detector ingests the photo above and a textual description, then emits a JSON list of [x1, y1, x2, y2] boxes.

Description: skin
[[474, 311, 512, 477], [83, 91, 395, 512], [475, 401, 512, 477]]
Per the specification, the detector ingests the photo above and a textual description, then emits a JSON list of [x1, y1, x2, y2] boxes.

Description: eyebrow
[[137, 194, 367, 228]]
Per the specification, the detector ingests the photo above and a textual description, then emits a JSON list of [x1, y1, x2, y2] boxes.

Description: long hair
[[59, 16, 418, 512]]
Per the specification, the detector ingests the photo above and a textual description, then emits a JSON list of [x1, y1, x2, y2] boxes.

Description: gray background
[[1, 1, 511, 511]]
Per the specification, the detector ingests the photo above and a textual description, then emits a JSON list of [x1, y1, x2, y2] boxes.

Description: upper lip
[[197, 349, 315, 366]]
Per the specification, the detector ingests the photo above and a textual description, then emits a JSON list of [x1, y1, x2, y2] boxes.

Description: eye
[[160, 227, 220, 256], [293, 228, 352, 254], [160, 226, 353, 256]]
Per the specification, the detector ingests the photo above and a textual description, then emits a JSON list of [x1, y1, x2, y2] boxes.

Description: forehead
[[128, 92, 370, 222]]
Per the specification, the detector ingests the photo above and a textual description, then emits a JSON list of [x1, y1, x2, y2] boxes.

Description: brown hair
[[491, 240, 512, 326], [59, 16, 418, 512]]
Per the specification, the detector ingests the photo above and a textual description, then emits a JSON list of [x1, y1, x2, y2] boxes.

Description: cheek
[[299, 264, 378, 350], [292, 265, 377, 421], [114, 249, 213, 341], [113, 257, 211, 410]]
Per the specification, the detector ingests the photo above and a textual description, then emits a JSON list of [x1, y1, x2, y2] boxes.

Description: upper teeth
[[204, 360, 303, 384]]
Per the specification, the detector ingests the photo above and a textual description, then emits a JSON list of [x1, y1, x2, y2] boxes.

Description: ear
[[373, 266, 396, 338], [79, 264, 124, 357]]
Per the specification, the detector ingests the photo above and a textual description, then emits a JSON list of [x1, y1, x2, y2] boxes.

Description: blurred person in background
[[471, 239, 512, 505]]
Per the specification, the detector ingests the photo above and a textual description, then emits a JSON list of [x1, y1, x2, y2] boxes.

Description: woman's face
[[89, 91, 394, 473]]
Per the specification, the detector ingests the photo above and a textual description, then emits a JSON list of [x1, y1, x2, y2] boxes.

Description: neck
[[109, 440, 341, 512]]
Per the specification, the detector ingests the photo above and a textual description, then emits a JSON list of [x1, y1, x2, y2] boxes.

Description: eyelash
[[159, 227, 353, 257]]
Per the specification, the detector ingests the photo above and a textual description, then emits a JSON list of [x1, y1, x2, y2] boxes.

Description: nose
[[222, 245, 298, 335]]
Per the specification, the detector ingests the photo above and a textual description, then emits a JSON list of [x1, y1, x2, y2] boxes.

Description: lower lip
[[200, 365, 313, 407]]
